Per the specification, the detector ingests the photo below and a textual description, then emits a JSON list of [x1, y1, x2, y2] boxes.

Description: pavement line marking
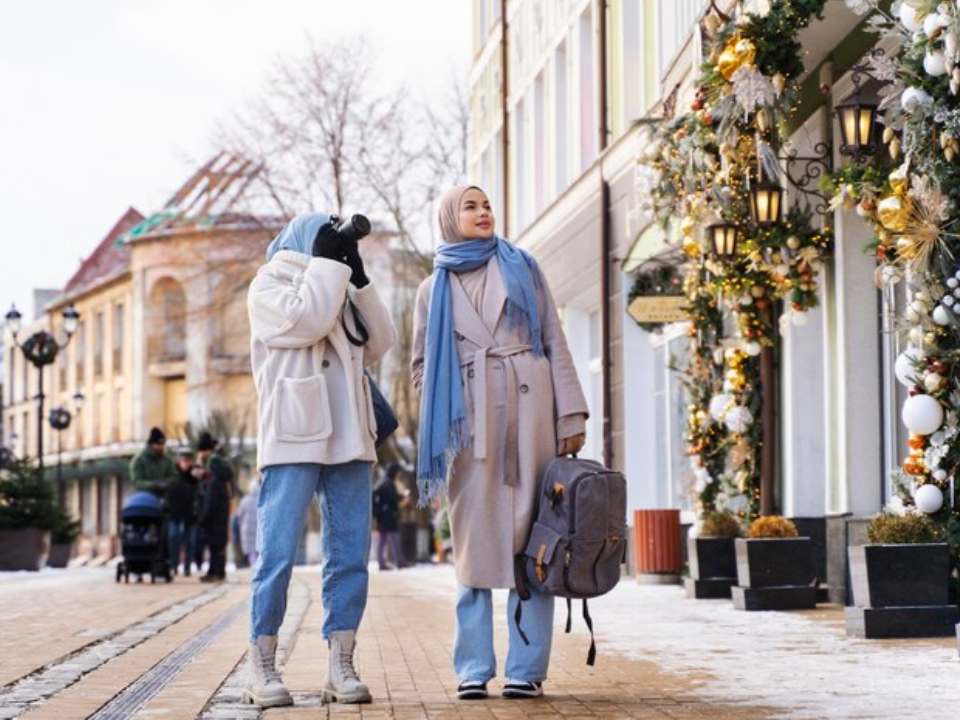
[[89, 599, 247, 720], [0, 584, 231, 718]]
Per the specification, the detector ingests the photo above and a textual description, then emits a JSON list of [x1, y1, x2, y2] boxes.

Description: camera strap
[[341, 299, 370, 347]]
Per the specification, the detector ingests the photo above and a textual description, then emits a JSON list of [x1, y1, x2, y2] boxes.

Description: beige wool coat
[[412, 256, 588, 588]]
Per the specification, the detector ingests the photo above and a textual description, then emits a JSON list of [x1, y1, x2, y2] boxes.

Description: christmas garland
[[635, 0, 833, 524], [628, 264, 684, 333], [832, 0, 960, 550]]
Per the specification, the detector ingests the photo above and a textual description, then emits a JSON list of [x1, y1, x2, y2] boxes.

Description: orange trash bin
[[633, 509, 681, 583]]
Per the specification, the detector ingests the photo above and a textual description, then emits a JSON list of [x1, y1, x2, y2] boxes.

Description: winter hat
[[177, 447, 195, 459], [148, 427, 166, 445], [385, 462, 403, 480], [197, 432, 217, 452]]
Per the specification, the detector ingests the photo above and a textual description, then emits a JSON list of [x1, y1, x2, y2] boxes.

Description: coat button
[[322, 360, 330, 368], [520, 384, 529, 394], [467, 368, 475, 378]]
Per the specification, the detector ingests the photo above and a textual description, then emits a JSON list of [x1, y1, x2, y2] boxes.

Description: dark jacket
[[168, 466, 199, 523], [372, 478, 401, 533], [129, 446, 177, 496], [198, 453, 233, 543]]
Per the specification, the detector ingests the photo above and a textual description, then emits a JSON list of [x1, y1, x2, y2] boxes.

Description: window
[[513, 95, 528, 232], [74, 321, 86, 386], [94, 311, 104, 378], [880, 281, 910, 504], [620, 0, 642, 126], [534, 71, 546, 214], [578, 8, 597, 172], [113, 303, 124, 374], [656, 0, 704, 80], [554, 41, 569, 195]]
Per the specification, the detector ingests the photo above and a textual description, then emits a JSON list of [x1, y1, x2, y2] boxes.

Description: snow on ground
[[590, 581, 960, 720]]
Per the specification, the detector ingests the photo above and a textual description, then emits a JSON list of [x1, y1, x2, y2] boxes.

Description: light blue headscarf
[[266, 213, 330, 260], [417, 186, 542, 505]]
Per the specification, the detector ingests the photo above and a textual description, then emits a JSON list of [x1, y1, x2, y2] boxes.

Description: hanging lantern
[[748, 181, 783, 227], [834, 94, 879, 158], [708, 222, 739, 261]]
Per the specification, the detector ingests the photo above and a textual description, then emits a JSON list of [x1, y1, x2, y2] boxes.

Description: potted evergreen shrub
[[0, 458, 56, 571], [845, 512, 958, 638], [47, 506, 82, 568], [731, 515, 818, 611], [685, 510, 742, 599]]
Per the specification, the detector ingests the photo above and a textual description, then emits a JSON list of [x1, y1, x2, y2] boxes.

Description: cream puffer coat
[[248, 250, 397, 470]]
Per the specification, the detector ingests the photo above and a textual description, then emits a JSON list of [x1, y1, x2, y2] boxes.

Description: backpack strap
[[513, 594, 531, 646], [582, 599, 596, 666]]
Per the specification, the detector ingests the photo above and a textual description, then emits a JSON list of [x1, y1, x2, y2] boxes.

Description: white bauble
[[933, 469, 949, 482], [914, 484, 944, 514], [910, 299, 929, 314], [906, 307, 921, 324], [744, 341, 762, 357], [792, 311, 810, 327], [741, 296, 754, 306], [723, 380, 735, 392], [709, 393, 735, 420], [902, 394, 945, 435], [932, 305, 952, 326], [713, 348, 725, 365], [894, 347, 923, 386], [945, 296, 957, 307], [909, 326, 925, 345], [923, 12, 942, 37], [902, 86, 934, 111], [948, 277, 959, 289], [925, 50, 948, 76], [775, 263, 790, 276], [724, 406, 754, 434], [899, 3, 920, 31], [924, 372, 945, 392]]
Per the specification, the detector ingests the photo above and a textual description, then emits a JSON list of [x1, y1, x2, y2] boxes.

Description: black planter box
[[732, 538, 817, 611], [849, 544, 950, 607], [845, 543, 958, 639], [685, 536, 737, 599]]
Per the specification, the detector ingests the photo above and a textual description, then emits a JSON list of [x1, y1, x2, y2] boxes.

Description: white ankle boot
[[242, 636, 293, 708], [322, 630, 371, 704]]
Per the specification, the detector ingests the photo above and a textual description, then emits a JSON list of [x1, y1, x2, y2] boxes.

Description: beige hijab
[[438, 184, 484, 243]]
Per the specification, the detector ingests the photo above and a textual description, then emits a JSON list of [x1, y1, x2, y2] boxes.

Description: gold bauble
[[717, 37, 756, 80], [877, 195, 910, 232], [888, 165, 909, 196], [734, 39, 756, 66]]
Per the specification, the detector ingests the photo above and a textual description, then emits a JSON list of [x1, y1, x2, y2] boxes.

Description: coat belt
[[461, 344, 531, 487]]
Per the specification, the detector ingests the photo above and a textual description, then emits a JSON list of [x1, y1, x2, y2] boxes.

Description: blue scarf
[[417, 235, 543, 504], [265, 213, 330, 260]]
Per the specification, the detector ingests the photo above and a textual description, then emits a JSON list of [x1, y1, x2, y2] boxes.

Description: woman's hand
[[557, 432, 586, 457]]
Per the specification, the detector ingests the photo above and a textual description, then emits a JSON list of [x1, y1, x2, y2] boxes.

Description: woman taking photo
[[411, 185, 588, 700]]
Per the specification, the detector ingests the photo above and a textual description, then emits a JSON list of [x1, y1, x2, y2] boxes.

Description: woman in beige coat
[[412, 185, 588, 700]]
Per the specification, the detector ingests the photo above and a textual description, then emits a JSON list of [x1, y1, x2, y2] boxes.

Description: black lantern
[[708, 222, 739, 261], [834, 94, 879, 158], [749, 181, 783, 227]]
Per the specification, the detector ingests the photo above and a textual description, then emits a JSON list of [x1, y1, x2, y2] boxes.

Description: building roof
[[61, 207, 144, 301]]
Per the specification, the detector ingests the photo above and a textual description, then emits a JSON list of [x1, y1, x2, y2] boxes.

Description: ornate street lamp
[[834, 94, 879, 159], [708, 222, 740, 261], [48, 391, 84, 507], [748, 180, 784, 227], [5, 303, 81, 471]]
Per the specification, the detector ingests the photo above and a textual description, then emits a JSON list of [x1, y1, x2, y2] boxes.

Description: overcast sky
[[0, 0, 472, 321]]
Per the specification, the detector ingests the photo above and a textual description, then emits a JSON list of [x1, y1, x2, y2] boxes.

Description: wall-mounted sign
[[626, 295, 687, 324]]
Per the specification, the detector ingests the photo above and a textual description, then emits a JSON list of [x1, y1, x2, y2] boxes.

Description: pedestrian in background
[[237, 478, 261, 568], [196, 431, 233, 583], [372, 462, 409, 570], [411, 185, 588, 701], [168, 447, 199, 577], [244, 212, 397, 708], [129, 427, 176, 497]]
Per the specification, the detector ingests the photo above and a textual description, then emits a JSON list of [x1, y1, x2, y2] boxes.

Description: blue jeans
[[453, 584, 555, 683], [167, 520, 195, 573], [250, 461, 373, 641]]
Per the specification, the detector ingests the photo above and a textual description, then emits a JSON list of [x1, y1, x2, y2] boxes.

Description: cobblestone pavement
[[0, 564, 796, 720]]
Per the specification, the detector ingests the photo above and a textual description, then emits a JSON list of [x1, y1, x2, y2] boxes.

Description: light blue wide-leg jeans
[[250, 461, 373, 641], [453, 584, 555, 683]]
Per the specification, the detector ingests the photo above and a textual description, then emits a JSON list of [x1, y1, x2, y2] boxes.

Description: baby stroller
[[116, 491, 172, 583]]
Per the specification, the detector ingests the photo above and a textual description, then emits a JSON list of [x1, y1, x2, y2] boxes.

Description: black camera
[[330, 214, 371, 243]]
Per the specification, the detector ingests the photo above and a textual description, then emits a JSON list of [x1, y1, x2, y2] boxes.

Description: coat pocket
[[274, 375, 333, 442]]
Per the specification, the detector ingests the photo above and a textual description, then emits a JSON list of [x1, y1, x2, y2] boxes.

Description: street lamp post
[[48, 392, 84, 508], [4, 303, 81, 473]]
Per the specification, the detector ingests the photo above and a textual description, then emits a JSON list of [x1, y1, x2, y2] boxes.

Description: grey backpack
[[514, 455, 627, 665]]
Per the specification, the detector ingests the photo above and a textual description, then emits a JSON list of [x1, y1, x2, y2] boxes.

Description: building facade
[[472, 0, 897, 600]]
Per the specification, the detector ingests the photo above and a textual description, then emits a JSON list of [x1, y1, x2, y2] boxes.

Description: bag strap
[[513, 596, 530, 646], [342, 299, 370, 347], [582, 599, 596, 666]]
